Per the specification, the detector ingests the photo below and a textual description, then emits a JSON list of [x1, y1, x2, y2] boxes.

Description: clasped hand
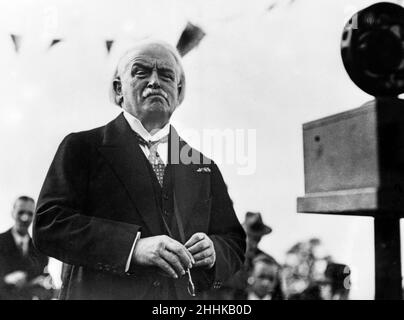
[[132, 233, 215, 279], [4, 270, 28, 288]]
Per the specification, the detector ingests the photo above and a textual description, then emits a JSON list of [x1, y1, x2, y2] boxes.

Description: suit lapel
[[5, 229, 19, 255], [169, 127, 209, 240], [97, 114, 162, 236], [5, 229, 25, 259]]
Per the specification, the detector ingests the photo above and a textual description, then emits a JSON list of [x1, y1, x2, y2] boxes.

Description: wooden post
[[374, 217, 402, 300]]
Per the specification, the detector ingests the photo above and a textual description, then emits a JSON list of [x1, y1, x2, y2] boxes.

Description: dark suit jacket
[[0, 229, 48, 300], [33, 113, 245, 300]]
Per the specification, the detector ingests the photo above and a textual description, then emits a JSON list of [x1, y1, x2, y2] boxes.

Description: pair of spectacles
[[186, 269, 196, 297]]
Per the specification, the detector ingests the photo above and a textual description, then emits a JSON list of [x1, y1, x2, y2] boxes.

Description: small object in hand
[[186, 269, 196, 297]]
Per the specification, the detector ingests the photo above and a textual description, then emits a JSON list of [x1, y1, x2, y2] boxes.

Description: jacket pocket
[[188, 197, 212, 235]]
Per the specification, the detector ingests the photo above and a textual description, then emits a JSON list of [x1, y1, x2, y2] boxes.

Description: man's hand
[[132, 235, 195, 279], [30, 275, 55, 290], [185, 233, 216, 269], [4, 271, 28, 288]]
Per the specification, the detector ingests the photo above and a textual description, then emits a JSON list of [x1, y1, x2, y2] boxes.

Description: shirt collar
[[123, 110, 170, 143], [248, 292, 272, 300]]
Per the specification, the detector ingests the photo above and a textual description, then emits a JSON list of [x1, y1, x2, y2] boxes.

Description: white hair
[[109, 40, 186, 107]]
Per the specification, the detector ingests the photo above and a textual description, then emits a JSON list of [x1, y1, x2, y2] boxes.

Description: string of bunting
[[49, 39, 63, 49], [6, 0, 313, 55], [8, 22, 206, 57], [6, 0, 305, 55], [10, 34, 22, 53]]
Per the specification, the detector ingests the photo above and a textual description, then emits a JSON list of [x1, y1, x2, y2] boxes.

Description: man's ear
[[112, 77, 123, 105], [247, 276, 255, 286], [177, 81, 182, 98]]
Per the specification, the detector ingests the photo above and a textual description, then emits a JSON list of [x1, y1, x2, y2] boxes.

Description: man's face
[[12, 200, 34, 235], [250, 262, 279, 298], [246, 233, 262, 255], [117, 44, 181, 126]]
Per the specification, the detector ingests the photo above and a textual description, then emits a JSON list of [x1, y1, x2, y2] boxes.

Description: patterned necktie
[[21, 239, 29, 256], [134, 132, 168, 187]]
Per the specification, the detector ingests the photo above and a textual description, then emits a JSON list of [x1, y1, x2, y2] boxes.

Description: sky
[[0, 0, 403, 299]]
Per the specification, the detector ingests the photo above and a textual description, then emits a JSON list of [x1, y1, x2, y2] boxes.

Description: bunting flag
[[176, 22, 206, 57], [7, 7, 284, 56], [49, 39, 62, 49], [105, 40, 114, 54], [10, 34, 22, 53], [267, 3, 277, 11]]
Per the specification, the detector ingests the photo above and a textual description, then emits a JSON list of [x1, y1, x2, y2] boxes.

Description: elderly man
[[0, 196, 49, 300], [33, 41, 245, 300]]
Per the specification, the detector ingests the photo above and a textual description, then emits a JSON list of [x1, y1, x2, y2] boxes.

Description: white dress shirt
[[248, 292, 273, 300], [11, 228, 30, 256], [123, 110, 169, 164], [122, 110, 170, 272]]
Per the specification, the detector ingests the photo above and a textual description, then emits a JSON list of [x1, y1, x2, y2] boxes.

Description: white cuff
[[125, 232, 141, 273]]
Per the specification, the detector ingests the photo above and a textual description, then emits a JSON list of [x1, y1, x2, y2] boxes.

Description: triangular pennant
[[49, 39, 62, 49], [105, 40, 114, 54], [10, 34, 22, 53], [176, 22, 206, 57], [267, 3, 277, 11]]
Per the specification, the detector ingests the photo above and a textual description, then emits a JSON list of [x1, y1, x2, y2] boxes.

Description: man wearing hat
[[243, 212, 272, 269], [204, 211, 272, 299]]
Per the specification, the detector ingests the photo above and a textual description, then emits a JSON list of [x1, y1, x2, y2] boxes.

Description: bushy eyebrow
[[131, 61, 153, 70], [131, 60, 176, 74], [18, 210, 33, 215]]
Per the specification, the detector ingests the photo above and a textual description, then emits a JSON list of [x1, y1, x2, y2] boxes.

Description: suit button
[[153, 280, 161, 287], [163, 194, 169, 200], [164, 210, 169, 216]]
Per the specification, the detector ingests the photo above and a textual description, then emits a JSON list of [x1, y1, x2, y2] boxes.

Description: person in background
[[243, 212, 273, 267], [281, 238, 330, 299], [0, 196, 50, 300], [286, 257, 351, 300], [204, 211, 272, 299], [247, 254, 284, 300], [317, 262, 351, 300]]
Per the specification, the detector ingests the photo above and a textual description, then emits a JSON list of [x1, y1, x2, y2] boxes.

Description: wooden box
[[297, 98, 404, 217]]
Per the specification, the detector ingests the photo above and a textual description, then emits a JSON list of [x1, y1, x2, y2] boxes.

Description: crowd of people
[[0, 196, 56, 300], [203, 212, 352, 300], [0, 196, 351, 300]]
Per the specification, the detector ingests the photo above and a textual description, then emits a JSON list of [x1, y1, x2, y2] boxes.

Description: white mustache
[[142, 88, 168, 100]]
